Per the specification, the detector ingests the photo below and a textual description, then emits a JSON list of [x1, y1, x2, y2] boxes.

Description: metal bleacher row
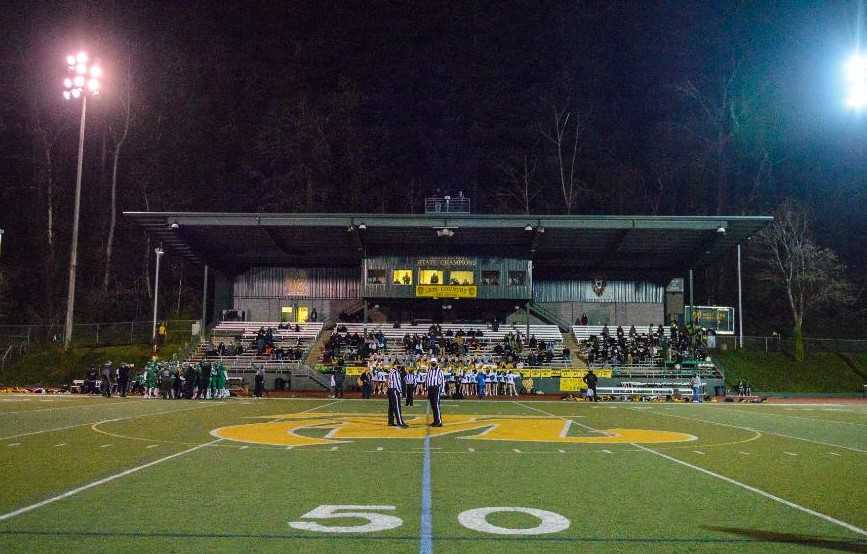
[[189, 321, 324, 373], [328, 322, 571, 368], [571, 324, 721, 379]]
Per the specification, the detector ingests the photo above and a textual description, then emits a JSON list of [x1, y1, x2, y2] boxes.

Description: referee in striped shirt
[[426, 358, 445, 427], [387, 364, 408, 428]]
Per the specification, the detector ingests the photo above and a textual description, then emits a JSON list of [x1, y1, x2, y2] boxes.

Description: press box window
[[508, 271, 526, 286], [448, 270, 474, 285], [419, 270, 444, 285], [367, 269, 386, 285], [481, 271, 500, 286], [392, 269, 413, 285]]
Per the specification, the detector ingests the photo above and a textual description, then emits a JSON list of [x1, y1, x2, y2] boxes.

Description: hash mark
[[558, 449, 566, 453], [829, 452, 841, 457], [739, 451, 750, 456], [784, 451, 798, 456], [239, 446, 249, 450], [54, 443, 66, 448], [376, 447, 384, 451], [513, 449, 522, 453], [7, 443, 21, 447], [467, 448, 475, 452], [601, 449, 612, 454], [99, 444, 112, 448], [146, 444, 159, 449], [285, 446, 293, 450], [329, 446, 339, 451], [691, 450, 705, 455]]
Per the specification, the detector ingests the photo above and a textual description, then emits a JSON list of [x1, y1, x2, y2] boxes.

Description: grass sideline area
[[0, 395, 864, 552], [0, 341, 189, 387], [717, 351, 865, 394]]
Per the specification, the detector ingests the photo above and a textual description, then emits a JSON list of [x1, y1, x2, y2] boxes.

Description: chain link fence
[[712, 335, 867, 354], [0, 319, 199, 348]]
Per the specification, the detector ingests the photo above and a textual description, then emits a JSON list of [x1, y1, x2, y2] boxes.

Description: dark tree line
[[0, 1, 864, 336]]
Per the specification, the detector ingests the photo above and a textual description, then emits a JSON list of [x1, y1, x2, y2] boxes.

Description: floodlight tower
[[62, 51, 102, 349], [845, 53, 867, 110]]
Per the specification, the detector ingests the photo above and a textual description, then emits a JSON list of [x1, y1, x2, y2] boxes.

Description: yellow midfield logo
[[212, 413, 696, 448]]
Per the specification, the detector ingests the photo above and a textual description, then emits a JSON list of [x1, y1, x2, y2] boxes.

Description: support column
[[525, 302, 530, 338], [688, 268, 694, 322], [363, 299, 368, 323], [737, 244, 744, 350], [201, 264, 209, 343]]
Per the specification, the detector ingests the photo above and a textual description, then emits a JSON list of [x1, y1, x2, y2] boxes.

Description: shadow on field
[[706, 526, 867, 552]]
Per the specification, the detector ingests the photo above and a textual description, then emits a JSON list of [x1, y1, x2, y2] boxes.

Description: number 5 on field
[[289, 505, 403, 533]]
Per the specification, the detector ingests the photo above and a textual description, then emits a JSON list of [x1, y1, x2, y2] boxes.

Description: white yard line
[[0, 439, 223, 522], [644, 409, 867, 454], [0, 399, 149, 416], [515, 400, 867, 539], [0, 402, 226, 442], [632, 443, 867, 538]]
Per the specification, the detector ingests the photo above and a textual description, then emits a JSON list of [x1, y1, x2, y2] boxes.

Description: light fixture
[[716, 226, 726, 234], [358, 223, 367, 230], [170, 222, 180, 230], [845, 53, 867, 110], [524, 224, 533, 231]]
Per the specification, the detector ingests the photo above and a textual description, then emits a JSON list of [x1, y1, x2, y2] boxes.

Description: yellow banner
[[415, 285, 477, 298], [529, 370, 542, 378], [539, 370, 553, 378], [549, 370, 561, 378], [561, 370, 580, 378], [345, 366, 366, 376], [560, 378, 586, 392]]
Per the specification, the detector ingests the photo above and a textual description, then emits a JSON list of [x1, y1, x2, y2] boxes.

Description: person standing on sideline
[[426, 358, 445, 427], [360, 368, 372, 399], [117, 363, 130, 398], [691, 374, 703, 403], [254, 365, 265, 398], [404, 368, 415, 407], [387, 364, 408, 427], [101, 362, 114, 397], [333, 365, 345, 399], [583, 369, 599, 402]]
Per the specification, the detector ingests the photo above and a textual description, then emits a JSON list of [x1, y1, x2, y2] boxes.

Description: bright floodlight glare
[[66, 55, 76, 66], [76, 52, 88, 63], [71, 88, 81, 98], [845, 53, 867, 110], [90, 66, 102, 78], [87, 79, 100, 92], [73, 75, 85, 87], [63, 78, 73, 88], [63, 90, 71, 100]]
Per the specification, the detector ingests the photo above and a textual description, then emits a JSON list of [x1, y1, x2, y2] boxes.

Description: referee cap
[[430, 357, 438, 364]]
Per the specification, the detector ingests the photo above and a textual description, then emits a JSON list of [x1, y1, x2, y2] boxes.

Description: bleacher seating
[[325, 322, 570, 368], [572, 324, 721, 379], [189, 321, 324, 374]]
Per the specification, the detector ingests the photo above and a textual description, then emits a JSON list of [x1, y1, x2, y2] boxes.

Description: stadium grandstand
[[126, 207, 771, 399]]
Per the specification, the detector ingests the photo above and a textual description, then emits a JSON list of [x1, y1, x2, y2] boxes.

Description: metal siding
[[532, 280, 664, 303], [234, 267, 360, 299]]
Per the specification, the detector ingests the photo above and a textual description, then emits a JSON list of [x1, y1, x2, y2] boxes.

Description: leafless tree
[[498, 152, 540, 214], [103, 53, 134, 293], [540, 106, 589, 214], [753, 201, 853, 360]]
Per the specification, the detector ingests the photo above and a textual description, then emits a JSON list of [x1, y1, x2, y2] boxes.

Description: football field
[[0, 394, 865, 553]]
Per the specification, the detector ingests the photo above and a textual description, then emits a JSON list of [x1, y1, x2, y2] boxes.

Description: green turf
[[0, 395, 865, 552], [717, 351, 866, 393]]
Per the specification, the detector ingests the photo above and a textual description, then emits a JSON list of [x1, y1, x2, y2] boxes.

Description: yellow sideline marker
[[212, 413, 696, 448]]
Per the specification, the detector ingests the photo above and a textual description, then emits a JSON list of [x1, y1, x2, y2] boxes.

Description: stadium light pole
[[152, 247, 164, 343], [0, 228, 4, 257], [846, 52, 867, 110], [62, 51, 102, 349]]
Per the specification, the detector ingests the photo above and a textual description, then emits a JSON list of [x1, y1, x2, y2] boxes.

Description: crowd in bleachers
[[190, 321, 324, 372], [580, 322, 712, 367], [323, 322, 569, 369]]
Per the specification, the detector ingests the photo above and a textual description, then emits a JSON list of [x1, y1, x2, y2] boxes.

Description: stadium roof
[[124, 212, 772, 274]]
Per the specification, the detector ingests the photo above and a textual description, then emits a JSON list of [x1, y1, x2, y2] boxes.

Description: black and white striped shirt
[[387, 368, 403, 389], [425, 366, 444, 387]]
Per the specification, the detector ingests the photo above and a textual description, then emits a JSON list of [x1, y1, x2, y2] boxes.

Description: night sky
[[0, 1, 864, 332]]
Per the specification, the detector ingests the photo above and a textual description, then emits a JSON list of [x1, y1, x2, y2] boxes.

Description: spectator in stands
[[580, 313, 588, 325], [360, 368, 372, 399]]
